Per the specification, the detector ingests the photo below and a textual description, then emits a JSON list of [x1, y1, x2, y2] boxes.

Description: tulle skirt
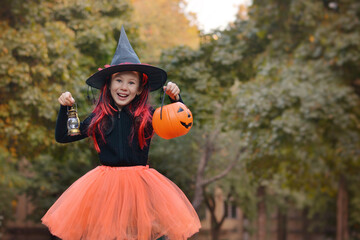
[[42, 165, 201, 240]]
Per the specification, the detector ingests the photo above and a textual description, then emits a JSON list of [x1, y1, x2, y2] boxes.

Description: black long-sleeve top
[[55, 96, 182, 167]]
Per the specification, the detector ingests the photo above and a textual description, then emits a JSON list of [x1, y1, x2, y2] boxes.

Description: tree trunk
[[204, 191, 230, 240], [192, 149, 207, 211], [192, 133, 214, 211], [336, 176, 349, 240], [257, 186, 266, 240], [210, 220, 221, 240], [302, 208, 309, 240], [192, 182, 204, 211], [277, 208, 286, 240]]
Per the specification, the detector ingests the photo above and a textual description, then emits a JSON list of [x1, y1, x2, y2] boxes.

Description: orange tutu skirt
[[42, 165, 201, 240]]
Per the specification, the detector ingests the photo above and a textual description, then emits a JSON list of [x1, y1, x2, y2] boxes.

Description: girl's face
[[110, 71, 142, 110]]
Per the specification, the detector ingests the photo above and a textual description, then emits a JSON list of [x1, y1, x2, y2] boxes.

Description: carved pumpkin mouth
[[180, 121, 192, 129], [152, 102, 193, 139]]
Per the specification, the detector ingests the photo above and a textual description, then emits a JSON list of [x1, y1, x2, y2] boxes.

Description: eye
[[177, 107, 184, 113], [129, 81, 135, 85]]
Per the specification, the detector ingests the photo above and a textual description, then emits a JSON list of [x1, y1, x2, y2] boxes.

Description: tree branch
[[192, 129, 221, 210], [204, 190, 215, 212], [202, 147, 246, 187], [219, 192, 232, 226]]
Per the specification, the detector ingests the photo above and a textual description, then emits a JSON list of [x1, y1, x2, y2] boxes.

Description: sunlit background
[[186, 0, 251, 32]]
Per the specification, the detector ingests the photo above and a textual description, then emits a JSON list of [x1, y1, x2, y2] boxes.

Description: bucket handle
[[160, 87, 167, 120]]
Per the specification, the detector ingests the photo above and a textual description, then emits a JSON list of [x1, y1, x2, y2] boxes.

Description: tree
[[234, 1, 360, 238], [158, 26, 257, 239], [0, 0, 137, 222], [233, 1, 360, 238], [159, 0, 360, 239]]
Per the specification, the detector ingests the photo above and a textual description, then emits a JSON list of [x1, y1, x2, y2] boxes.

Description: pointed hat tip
[[110, 25, 140, 65]]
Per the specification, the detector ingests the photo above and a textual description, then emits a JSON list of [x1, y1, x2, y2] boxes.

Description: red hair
[[128, 73, 154, 149], [87, 73, 153, 152]]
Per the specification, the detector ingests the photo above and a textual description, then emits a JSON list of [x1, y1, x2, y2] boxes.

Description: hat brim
[[85, 64, 167, 91]]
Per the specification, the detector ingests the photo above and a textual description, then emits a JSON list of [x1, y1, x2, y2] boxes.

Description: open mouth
[[117, 93, 129, 99], [180, 121, 192, 129]]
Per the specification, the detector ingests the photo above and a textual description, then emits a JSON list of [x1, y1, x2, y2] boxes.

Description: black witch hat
[[86, 26, 167, 91]]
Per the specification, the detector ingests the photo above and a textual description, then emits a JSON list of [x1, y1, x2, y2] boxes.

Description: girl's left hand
[[164, 82, 180, 101]]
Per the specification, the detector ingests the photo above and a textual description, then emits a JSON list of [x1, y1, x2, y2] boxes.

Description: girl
[[41, 27, 201, 240]]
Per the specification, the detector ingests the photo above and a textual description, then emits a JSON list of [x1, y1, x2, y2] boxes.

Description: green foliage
[[0, 0, 136, 221], [238, 0, 360, 231], [26, 142, 97, 220], [159, 0, 360, 234]]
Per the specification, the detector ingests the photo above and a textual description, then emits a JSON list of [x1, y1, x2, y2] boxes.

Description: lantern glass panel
[[67, 117, 79, 130]]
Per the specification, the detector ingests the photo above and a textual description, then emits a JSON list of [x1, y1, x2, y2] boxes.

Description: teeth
[[117, 93, 127, 97]]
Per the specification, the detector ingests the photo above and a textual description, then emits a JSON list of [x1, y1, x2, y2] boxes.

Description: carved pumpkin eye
[[178, 107, 184, 113]]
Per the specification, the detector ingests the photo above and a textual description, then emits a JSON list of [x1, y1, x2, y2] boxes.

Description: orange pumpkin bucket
[[152, 91, 193, 139]]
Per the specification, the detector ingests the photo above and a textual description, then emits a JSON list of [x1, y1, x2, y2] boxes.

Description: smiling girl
[[41, 27, 200, 240]]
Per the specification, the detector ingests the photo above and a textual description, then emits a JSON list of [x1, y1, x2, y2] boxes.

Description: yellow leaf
[[7, 67, 15, 75], [11, 200, 17, 208], [309, 35, 315, 43]]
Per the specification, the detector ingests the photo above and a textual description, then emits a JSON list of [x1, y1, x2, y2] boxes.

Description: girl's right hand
[[58, 91, 75, 106]]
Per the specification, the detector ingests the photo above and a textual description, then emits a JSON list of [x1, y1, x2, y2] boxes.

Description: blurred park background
[[1, 0, 360, 239]]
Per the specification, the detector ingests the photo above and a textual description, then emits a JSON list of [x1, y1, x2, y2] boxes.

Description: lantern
[[67, 104, 80, 136], [152, 102, 193, 139]]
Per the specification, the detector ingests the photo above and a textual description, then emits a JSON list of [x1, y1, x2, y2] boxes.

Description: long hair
[[128, 73, 153, 149], [87, 73, 153, 152]]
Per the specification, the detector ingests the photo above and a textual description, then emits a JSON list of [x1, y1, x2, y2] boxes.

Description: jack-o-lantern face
[[152, 102, 193, 139]]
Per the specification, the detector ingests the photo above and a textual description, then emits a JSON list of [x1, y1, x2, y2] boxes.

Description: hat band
[[98, 62, 149, 71]]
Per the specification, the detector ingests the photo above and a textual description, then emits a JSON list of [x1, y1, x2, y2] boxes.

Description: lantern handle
[[67, 102, 77, 115], [160, 88, 167, 120]]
